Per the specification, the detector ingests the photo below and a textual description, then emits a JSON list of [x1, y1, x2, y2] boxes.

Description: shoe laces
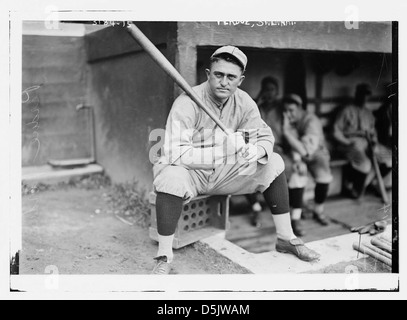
[[152, 256, 170, 275]]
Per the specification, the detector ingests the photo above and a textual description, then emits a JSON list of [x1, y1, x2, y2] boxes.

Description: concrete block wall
[[22, 34, 91, 166], [85, 23, 178, 185]]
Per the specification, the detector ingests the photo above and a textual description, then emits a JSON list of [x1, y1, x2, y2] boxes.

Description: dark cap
[[211, 45, 248, 71], [356, 83, 372, 95]]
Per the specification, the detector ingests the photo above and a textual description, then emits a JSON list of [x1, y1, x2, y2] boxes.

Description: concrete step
[[22, 163, 104, 185], [202, 224, 393, 275]]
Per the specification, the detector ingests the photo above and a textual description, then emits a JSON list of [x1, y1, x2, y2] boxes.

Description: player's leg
[[246, 192, 262, 227], [208, 152, 320, 262], [308, 151, 333, 226], [263, 170, 320, 262], [151, 165, 203, 274], [285, 156, 308, 237], [289, 187, 306, 236], [342, 138, 372, 199]]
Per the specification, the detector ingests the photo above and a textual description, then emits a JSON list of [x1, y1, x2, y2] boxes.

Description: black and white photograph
[[1, 0, 405, 302]]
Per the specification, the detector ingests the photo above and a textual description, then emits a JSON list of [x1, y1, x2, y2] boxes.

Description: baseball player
[[333, 84, 392, 199], [151, 46, 320, 274], [282, 94, 332, 236]]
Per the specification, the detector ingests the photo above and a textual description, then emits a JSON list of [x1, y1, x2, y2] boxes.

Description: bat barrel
[[126, 23, 230, 134]]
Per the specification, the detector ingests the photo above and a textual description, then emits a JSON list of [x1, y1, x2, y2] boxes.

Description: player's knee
[[288, 172, 308, 188], [271, 152, 285, 174], [314, 171, 333, 184], [354, 159, 372, 174], [153, 165, 191, 198], [312, 159, 332, 183]]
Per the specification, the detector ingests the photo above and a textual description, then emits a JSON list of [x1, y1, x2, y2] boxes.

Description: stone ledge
[[22, 164, 104, 184], [200, 226, 392, 274]]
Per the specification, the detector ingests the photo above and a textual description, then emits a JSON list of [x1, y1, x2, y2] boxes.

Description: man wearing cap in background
[[282, 94, 333, 236], [151, 46, 320, 274], [333, 83, 392, 199]]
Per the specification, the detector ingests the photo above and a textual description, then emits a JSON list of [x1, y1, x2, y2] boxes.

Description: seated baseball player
[[281, 94, 333, 236], [151, 46, 320, 274], [333, 83, 392, 199]]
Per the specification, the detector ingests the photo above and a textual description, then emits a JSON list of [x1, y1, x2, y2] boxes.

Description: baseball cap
[[356, 83, 372, 95], [211, 45, 248, 71], [283, 93, 303, 106]]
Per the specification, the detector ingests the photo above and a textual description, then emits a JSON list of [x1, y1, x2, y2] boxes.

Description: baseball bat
[[366, 132, 389, 205], [363, 242, 392, 260], [126, 23, 231, 135], [352, 242, 392, 267], [378, 234, 392, 245], [371, 237, 392, 253]]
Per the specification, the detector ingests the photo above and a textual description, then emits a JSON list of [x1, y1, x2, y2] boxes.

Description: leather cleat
[[291, 220, 306, 237], [276, 238, 321, 262], [313, 212, 329, 226], [151, 256, 171, 275]]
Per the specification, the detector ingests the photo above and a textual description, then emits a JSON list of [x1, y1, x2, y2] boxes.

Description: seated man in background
[[281, 94, 333, 236], [333, 83, 392, 199]]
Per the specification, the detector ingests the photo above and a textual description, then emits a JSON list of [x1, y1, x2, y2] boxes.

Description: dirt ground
[[20, 178, 393, 276], [21, 186, 250, 275]]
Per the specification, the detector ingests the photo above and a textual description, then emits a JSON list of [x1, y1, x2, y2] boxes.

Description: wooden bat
[[378, 234, 392, 245], [363, 242, 392, 260], [353, 242, 392, 267], [126, 23, 231, 135], [371, 237, 392, 253], [366, 132, 389, 205]]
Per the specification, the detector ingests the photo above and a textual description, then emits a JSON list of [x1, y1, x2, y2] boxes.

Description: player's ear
[[205, 68, 210, 80], [238, 75, 245, 87]]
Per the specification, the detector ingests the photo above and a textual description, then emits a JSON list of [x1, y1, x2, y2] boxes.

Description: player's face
[[206, 60, 245, 103], [263, 83, 278, 103], [284, 103, 301, 124]]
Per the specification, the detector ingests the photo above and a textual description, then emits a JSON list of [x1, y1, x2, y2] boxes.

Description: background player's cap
[[356, 83, 372, 95], [211, 45, 248, 71], [283, 93, 303, 106]]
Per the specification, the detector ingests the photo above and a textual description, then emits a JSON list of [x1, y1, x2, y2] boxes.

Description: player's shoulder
[[304, 112, 320, 122], [174, 83, 205, 104], [300, 112, 320, 128], [235, 88, 257, 110]]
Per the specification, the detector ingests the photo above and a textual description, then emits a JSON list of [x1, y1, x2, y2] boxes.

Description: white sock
[[273, 212, 296, 241], [291, 208, 302, 221], [156, 234, 174, 263], [252, 202, 262, 212]]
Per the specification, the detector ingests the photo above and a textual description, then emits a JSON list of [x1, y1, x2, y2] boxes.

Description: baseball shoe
[[313, 212, 330, 226], [276, 238, 320, 262], [291, 220, 306, 237], [151, 256, 171, 275]]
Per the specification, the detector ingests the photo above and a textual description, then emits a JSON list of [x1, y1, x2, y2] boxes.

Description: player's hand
[[283, 112, 291, 131], [293, 161, 307, 176], [224, 132, 245, 156], [292, 151, 302, 162], [239, 143, 259, 162]]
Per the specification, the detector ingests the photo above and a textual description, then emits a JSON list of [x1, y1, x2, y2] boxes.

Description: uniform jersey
[[291, 112, 328, 157], [334, 104, 376, 139], [159, 81, 275, 170]]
